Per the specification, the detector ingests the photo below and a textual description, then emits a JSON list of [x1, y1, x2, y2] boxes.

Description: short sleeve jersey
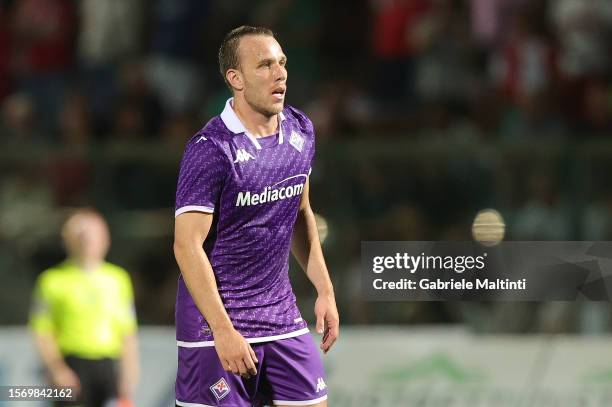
[[29, 260, 137, 358], [174, 98, 315, 344]]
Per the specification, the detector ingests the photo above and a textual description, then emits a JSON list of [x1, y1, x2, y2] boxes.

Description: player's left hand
[[314, 294, 339, 354]]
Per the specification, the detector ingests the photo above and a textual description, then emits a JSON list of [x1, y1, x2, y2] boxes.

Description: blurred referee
[[29, 209, 139, 407]]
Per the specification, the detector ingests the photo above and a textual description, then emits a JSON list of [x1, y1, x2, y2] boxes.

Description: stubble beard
[[244, 88, 283, 118]]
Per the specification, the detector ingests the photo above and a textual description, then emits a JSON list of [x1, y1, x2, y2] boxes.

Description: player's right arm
[[174, 135, 257, 378], [174, 210, 258, 378]]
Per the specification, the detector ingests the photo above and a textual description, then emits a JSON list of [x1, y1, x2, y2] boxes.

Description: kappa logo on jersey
[[315, 377, 327, 393], [210, 378, 230, 401], [289, 130, 305, 152], [233, 148, 255, 163]]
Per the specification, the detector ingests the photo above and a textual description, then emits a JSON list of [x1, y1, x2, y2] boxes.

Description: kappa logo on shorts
[[315, 377, 327, 393], [210, 377, 231, 401], [289, 131, 304, 152]]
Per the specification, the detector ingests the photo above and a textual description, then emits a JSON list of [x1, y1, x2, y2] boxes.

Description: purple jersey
[[174, 98, 314, 344]]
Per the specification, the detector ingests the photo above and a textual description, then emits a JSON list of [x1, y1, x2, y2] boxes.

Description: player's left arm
[[291, 178, 339, 353]]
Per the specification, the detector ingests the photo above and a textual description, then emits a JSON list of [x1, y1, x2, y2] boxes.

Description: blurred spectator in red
[[370, 0, 431, 107], [490, 6, 557, 104], [146, 0, 207, 115], [77, 0, 144, 135], [488, 3, 568, 141], [11, 0, 77, 137], [12, 0, 75, 76]]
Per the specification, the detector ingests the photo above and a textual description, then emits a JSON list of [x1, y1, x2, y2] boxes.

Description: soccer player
[[29, 209, 139, 407], [173, 26, 339, 407]]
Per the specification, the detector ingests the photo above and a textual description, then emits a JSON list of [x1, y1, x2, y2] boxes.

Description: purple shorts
[[176, 333, 328, 406]]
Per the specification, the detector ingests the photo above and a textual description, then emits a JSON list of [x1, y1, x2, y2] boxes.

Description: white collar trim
[[220, 98, 286, 150]]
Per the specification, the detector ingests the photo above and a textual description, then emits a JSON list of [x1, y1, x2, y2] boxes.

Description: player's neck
[[232, 97, 279, 138]]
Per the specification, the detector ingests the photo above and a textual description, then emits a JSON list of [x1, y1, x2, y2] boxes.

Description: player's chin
[[267, 100, 284, 115]]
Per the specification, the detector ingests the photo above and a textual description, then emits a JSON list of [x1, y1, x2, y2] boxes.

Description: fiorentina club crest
[[289, 131, 304, 152], [210, 377, 231, 401]]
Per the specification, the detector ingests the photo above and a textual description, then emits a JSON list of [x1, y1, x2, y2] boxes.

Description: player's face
[[237, 35, 287, 117]]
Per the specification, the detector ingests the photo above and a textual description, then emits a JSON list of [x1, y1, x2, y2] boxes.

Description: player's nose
[[273, 63, 286, 82]]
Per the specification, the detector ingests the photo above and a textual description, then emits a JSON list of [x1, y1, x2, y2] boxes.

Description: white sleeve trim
[[175, 205, 214, 217], [272, 395, 328, 406], [176, 400, 215, 407], [177, 327, 310, 348]]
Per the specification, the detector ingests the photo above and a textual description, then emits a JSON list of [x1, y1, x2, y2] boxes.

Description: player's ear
[[226, 69, 244, 92]]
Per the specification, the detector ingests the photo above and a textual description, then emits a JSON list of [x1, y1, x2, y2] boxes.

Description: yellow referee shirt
[[29, 260, 137, 359]]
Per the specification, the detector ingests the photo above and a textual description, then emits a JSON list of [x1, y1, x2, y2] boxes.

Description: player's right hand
[[213, 327, 258, 379], [51, 364, 81, 394]]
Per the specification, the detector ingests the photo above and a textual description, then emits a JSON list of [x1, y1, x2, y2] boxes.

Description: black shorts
[[55, 356, 118, 407]]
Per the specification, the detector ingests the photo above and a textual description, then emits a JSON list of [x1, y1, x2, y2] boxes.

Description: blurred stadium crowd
[[1, 0, 611, 142], [1, 0, 612, 332]]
